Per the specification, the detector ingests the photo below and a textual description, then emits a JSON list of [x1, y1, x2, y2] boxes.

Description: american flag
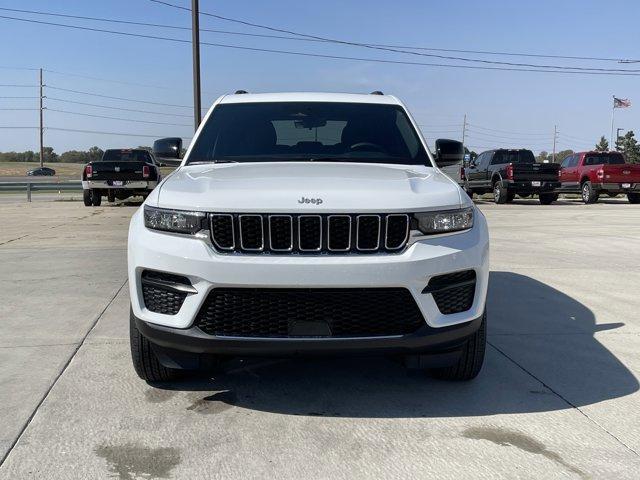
[[614, 97, 631, 108]]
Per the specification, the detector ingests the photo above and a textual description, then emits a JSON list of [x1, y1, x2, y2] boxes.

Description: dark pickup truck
[[463, 149, 561, 205], [81, 149, 161, 206]]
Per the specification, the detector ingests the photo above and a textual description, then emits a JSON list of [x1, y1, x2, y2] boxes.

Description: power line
[[466, 123, 550, 136], [148, 0, 640, 73], [45, 97, 192, 117], [557, 133, 596, 143], [0, 108, 39, 110], [44, 69, 179, 91], [4, 5, 638, 65], [46, 127, 192, 139], [45, 85, 191, 108], [465, 129, 554, 141], [0, 96, 39, 99], [0, 84, 38, 87], [46, 108, 192, 126], [3, 13, 640, 77], [0, 126, 38, 129]]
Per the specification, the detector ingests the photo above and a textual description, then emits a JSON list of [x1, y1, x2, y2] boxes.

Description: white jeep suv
[[128, 92, 489, 382]]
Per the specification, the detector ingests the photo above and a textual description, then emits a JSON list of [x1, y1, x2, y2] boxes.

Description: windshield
[[584, 154, 625, 166], [102, 150, 153, 162], [187, 102, 431, 166]]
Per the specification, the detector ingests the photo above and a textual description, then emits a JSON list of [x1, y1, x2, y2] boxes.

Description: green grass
[[0, 162, 176, 178]]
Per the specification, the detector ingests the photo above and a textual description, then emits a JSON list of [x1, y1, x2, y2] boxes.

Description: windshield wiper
[[188, 159, 238, 165]]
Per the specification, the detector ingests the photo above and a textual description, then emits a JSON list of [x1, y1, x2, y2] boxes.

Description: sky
[[1, 0, 639, 155]]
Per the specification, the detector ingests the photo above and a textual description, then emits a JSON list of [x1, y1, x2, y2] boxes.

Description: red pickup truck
[[558, 151, 640, 204]]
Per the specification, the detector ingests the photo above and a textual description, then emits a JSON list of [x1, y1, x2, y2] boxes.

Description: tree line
[[0, 146, 152, 164], [1, 133, 639, 165], [534, 130, 640, 163]]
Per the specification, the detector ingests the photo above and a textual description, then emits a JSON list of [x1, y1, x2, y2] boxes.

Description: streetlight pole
[[191, 0, 201, 130]]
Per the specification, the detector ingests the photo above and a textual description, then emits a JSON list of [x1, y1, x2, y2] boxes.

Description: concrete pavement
[[0, 199, 639, 479]]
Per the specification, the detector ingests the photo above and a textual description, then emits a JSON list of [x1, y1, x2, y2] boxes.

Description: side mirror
[[434, 139, 464, 168], [153, 137, 183, 165]]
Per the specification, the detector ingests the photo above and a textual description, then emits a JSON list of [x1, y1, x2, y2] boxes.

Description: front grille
[[141, 271, 193, 315], [195, 288, 425, 338], [423, 270, 476, 315], [209, 213, 409, 254]]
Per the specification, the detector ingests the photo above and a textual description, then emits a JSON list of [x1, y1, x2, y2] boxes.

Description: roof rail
[[370, 90, 384, 95], [234, 90, 248, 94]]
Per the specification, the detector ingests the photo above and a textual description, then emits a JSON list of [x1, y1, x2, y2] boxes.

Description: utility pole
[[552, 125, 557, 163], [191, 0, 202, 130], [39, 68, 44, 168], [461, 114, 467, 147]]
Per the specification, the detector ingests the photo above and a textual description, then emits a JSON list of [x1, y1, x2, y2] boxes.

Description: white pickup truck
[[127, 92, 489, 383]]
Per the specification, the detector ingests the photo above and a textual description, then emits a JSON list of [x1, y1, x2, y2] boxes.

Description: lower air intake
[[195, 288, 425, 338], [141, 270, 192, 315], [424, 270, 476, 315]]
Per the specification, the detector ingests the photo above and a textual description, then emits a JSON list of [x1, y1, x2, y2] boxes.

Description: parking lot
[[1, 198, 639, 479]]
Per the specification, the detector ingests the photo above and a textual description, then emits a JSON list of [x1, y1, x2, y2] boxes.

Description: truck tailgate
[[512, 163, 560, 182], [90, 161, 148, 181], [602, 164, 640, 183]]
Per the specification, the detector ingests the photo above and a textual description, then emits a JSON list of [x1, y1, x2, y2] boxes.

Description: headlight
[[143, 205, 206, 234], [413, 207, 474, 234]]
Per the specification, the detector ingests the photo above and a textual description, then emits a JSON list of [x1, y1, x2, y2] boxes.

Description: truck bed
[[599, 164, 640, 183], [87, 161, 155, 182], [512, 162, 560, 182]]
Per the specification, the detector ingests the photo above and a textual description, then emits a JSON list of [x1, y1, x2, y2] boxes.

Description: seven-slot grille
[[209, 213, 409, 254]]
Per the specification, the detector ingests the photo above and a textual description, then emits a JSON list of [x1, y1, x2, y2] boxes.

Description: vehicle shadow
[[473, 197, 630, 206], [156, 272, 638, 418]]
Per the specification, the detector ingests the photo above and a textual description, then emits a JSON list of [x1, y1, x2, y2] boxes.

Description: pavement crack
[[0, 234, 29, 246], [488, 341, 640, 458], [0, 342, 80, 349], [0, 278, 128, 467]]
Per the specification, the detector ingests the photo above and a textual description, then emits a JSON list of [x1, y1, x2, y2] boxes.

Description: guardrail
[[0, 181, 83, 202]]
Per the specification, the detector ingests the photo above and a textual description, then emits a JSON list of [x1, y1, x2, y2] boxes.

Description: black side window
[[490, 152, 504, 165]]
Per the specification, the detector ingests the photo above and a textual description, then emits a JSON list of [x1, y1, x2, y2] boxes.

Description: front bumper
[[129, 205, 489, 334], [82, 180, 158, 190], [135, 311, 484, 368]]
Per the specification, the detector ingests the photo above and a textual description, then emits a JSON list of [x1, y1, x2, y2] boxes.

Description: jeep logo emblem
[[298, 196, 323, 205]]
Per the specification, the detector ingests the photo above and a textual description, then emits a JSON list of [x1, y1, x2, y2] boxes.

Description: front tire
[[628, 192, 640, 204], [581, 182, 599, 204], [464, 187, 474, 199], [107, 190, 115, 203], [493, 182, 508, 204], [130, 309, 179, 383], [83, 189, 92, 206], [431, 311, 486, 381], [539, 192, 558, 205], [91, 189, 102, 206]]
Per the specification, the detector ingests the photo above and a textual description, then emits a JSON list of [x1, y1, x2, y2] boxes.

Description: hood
[[156, 162, 464, 213]]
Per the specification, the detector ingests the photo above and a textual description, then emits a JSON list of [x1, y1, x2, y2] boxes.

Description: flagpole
[[610, 95, 615, 149]]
